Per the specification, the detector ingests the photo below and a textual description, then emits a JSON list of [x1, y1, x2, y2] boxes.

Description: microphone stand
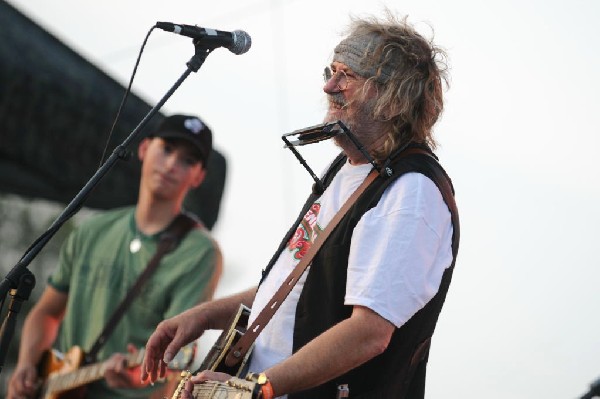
[[0, 42, 217, 375]]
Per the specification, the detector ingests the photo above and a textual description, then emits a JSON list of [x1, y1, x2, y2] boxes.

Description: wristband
[[246, 372, 274, 399]]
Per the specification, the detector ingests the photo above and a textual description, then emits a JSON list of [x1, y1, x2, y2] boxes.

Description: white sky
[[6, 0, 600, 398]]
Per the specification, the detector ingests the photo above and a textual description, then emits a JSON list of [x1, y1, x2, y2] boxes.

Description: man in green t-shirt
[[7, 114, 223, 399]]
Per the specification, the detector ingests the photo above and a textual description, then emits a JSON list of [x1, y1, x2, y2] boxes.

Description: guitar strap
[[224, 167, 380, 368], [85, 212, 198, 363]]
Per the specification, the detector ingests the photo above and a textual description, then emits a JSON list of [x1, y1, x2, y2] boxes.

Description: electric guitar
[[170, 304, 257, 399], [37, 344, 195, 399]]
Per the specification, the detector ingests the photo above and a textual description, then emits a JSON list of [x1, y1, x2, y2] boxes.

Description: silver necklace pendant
[[129, 237, 142, 253]]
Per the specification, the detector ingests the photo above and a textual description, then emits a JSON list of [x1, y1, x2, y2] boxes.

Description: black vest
[[260, 147, 460, 399]]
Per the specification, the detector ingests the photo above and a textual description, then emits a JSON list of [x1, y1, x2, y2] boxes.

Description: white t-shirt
[[248, 159, 454, 380]]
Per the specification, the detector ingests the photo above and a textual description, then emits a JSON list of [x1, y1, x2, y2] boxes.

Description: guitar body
[[37, 346, 87, 399], [198, 304, 253, 377]]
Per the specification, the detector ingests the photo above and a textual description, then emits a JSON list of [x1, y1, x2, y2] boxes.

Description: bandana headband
[[333, 31, 395, 83]]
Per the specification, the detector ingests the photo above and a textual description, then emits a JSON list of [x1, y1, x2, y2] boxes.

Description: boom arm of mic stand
[[0, 42, 212, 374]]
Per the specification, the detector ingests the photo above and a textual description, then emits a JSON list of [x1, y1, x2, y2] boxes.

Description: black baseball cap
[[152, 114, 212, 164]]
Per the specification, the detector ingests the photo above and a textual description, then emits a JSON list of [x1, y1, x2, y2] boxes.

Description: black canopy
[[0, 0, 226, 230]]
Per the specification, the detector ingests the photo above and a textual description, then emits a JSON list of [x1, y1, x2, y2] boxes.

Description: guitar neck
[[43, 350, 144, 393]]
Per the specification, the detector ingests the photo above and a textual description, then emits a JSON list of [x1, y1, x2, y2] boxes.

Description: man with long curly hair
[[142, 12, 459, 399]]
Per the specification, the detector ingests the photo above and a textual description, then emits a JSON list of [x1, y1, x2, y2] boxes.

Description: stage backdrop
[[0, 0, 226, 230]]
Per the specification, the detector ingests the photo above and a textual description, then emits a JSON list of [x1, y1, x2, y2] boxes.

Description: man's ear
[[190, 168, 207, 189], [138, 138, 151, 161]]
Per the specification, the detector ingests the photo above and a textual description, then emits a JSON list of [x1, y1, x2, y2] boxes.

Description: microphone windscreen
[[231, 30, 251, 55]]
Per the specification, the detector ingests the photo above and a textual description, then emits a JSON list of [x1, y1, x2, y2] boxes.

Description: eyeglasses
[[323, 66, 349, 91]]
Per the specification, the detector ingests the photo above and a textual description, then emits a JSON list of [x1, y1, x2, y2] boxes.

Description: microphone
[[156, 22, 251, 55]]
